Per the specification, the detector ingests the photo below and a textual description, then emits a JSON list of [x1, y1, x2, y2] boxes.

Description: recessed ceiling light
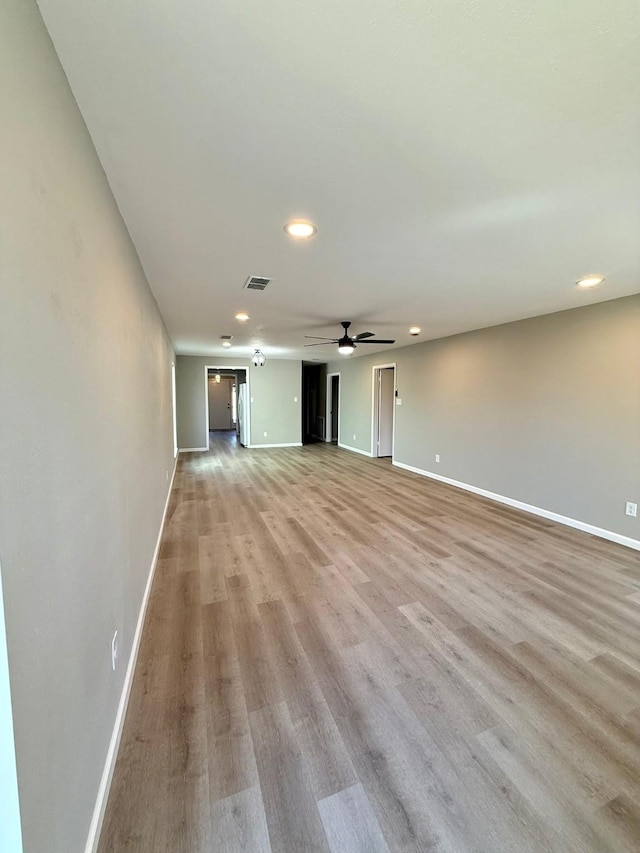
[[235, 312, 250, 321], [222, 340, 232, 348], [409, 327, 421, 335], [284, 220, 317, 239], [576, 275, 605, 290]]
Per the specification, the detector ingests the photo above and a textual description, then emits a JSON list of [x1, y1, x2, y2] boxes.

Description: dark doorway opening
[[301, 362, 327, 445], [329, 374, 340, 444]]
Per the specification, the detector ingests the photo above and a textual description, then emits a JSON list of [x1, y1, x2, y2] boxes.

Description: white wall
[[0, 1, 175, 849]]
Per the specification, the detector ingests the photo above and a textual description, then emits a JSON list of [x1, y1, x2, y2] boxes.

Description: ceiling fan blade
[[353, 331, 375, 340], [304, 341, 336, 347], [354, 339, 396, 344], [304, 335, 339, 340]]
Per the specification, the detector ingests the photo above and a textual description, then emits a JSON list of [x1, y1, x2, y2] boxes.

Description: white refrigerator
[[237, 383, 248, 446]]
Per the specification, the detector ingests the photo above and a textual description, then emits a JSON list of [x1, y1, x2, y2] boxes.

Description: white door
[[376, 368, 395, 457]]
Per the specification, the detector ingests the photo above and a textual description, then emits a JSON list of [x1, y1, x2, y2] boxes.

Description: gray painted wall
[[329, 295, 640, 540], [177, 355, 302, 448], [177, 356, 251, 448], [250, 360, 302, 445], [0, 1, 175, 849]]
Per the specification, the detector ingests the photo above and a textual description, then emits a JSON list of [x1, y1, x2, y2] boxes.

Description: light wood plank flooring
[[98, 432, 640, 852]]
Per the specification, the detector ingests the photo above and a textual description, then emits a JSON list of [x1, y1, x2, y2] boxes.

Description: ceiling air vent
[[244, 275, 272, 291]]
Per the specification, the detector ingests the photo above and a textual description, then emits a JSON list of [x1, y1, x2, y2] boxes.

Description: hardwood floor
[[98, 432, 640, 852]]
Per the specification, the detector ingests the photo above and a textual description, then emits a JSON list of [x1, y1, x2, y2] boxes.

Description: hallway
[[99, 435, 640, 852]]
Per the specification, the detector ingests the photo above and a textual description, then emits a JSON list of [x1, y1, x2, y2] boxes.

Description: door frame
[[171, 362, 178, 459], [371, 363, 397, 459], [203, 365, 251, 448], [325, 372, 341, 443]]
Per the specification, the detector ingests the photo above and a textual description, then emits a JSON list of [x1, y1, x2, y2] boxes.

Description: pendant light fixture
[[252, 349, 266, 367]]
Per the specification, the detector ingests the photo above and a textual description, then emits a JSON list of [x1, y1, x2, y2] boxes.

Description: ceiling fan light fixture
[[338, 338, 354, 355], [303, 321, 395, 354], [284, 220, 317, 239]]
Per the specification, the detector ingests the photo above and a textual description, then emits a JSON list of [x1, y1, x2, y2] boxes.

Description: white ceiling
[[38, 0, 640, 360]]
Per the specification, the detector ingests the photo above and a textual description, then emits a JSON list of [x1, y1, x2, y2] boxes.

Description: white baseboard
[[248, 442, 302, 448], [179, 446, 207, 452], [338, 442, 373, 458], [85, 456, 178, 853], [392, 460, 640, 552]]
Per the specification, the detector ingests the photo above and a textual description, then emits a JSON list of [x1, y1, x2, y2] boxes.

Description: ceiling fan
[[304, 321, 395, 356]]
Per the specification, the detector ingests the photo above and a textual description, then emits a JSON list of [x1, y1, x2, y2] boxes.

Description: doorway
[[372, 364, 396, 458], [302, 362, 327, 444], [204, 367, 249, 448], [326, 373, 340, 443], [171, 362, 178, 459]]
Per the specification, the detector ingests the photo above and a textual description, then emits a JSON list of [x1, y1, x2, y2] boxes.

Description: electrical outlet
[[165, 470, 169, 481], [626, 501, 637, 518], [294, 396, 298, 403], [353, 434, 356, 441], [111, 631, 118, 671], [435, 454, 440, 463], [263, 431, 268, 437]]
